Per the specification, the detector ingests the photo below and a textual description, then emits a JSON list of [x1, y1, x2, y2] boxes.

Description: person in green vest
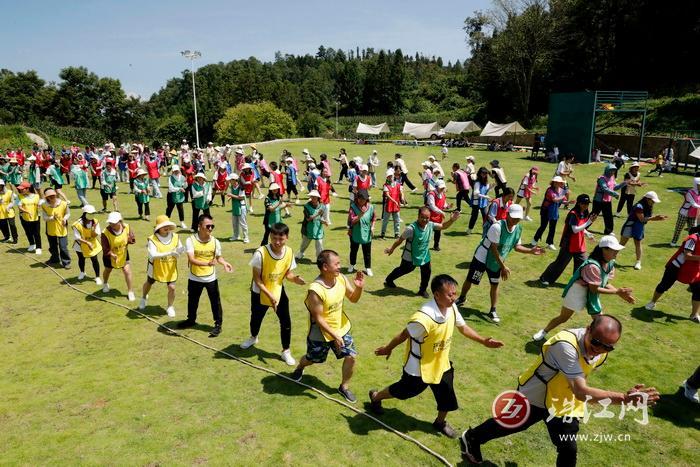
[[532, 235, 634, 342], [133, 169, 151, 221], [0, 155, 8, 183], [455, 203, 544, 323], [384, 206, 460, 298], [99, 160, 119, 213], [460, 315, 659, 466], [46, 159, 70, 204], [190, 172, 212, 232], [7, 157, 23, 187], [226, 173, 249, 243], [296, 189, 326, 260], [70, 158, 90, 207], [165, 165, 187, 229], [27, 155, 42, 194], [347, 189, 375, 276], [261, 182, 289, 246]]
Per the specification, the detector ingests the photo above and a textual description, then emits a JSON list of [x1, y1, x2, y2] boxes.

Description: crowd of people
[[2, 139, 698, 465]]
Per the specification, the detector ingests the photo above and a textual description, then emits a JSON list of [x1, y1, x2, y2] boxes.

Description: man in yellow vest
[[100, 211, 136, 301], [291, 249, 364, 403], [40, 188, 71, 268], [179, 214, 233, 337], [460, 315, 659, 465], [369, 274, 504, 438], [0, 179, 19, 244], [138, 215, 184, 318], [241, 222, 306, 366]]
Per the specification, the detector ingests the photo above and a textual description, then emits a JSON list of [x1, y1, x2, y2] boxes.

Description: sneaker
[[27, 245, 36, 252], [459, 428, 483, 464], [243, 238, 250, 243], [290, 367, 303, 382], [138, 298, 147, 310], [365, 268, 374, 277], [348, 264, 355, 273], [127, 291, 136, 301], [63, 263, 71, 269], [533, 329, 547, 341], [645, 301, 656, 310], [294, 200, 299, 205], [530, 240, 538, 247], [417, 290, 430, 299], [368, 389, 384, 414], [455, 296, 466, 306], [180, 222, 187, 229], [338, 385, 357, 403], [384, 280, 397, 288], [209, 325, 221, 337], [634, 261, 642, 270], [465, 229, 472, 235], [176, 319, 196, 329], [411, 188, 417, 193], [524, 215, 533, 222], [670, 242, 679, 247], [166, 306, 176, 317], [102, 283, 110, 293], [489, 311, 501, 323], [433, 420, 457, 439], [540, 280, 550, 286], [691, 315, 700, 324], [434, 245, 441, 251], [95, 277, 103, 285], [281, 349, 296, 366], [35, 248, 42, 255], [228, 237, 236, 241], [240, 335, 259, 349], [547, 244, 557, 251], [77, 272, 86, 280], [295, 253, 303, 261], [682, 380, 700, 404]]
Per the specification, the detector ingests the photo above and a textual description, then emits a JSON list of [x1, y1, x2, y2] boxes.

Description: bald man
[[460, 315, 659, 466]]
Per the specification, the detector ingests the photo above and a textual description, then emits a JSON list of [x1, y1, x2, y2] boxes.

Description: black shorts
[[103, 251, 130, 269], [467, 258, 501, 285], [101, 190, 116, 201], [655, 264, 700, 301], [388, 366, 458, 412], [287, 183, 298, 196], [146, 276, 175, 286], [51, 181, 63, 189]]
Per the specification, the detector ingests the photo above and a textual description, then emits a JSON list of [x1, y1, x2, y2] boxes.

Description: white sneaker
[[138, 297, 147, 310], [348, 264, 355, 273], [294, 200, 299, 205], [35, 248, 42, 255], [166, 306, 176, 317], [180, 222, 187, 229], [77, 272, 86, 280], [127, 291, 136, 302], [243, 238, 250, 243], [295, 253, 303, 260], [531, 240, 538, 247], [644, 301, 656, 310], [95, 277, 103, 285], [365, 268, 374, 277], [240, 335, 259, 349], [547, 244, 557, 251], [411, 188, 417, 193], [249, 207, 254, 213], [465, 229, 472, 235], [540, 280, 550, 286], [634, 261, 642, 270], [281, 349, 296, 366], [533, 329, 547, 341], [524, 216, 533, 222], [102, 283, 110, 293], [682, 380, 700, 404], [27, 245, 36, 252], [670, 242, 679, 247]]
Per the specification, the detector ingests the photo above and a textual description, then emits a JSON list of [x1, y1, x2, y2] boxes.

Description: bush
[[152, 114, 192, 147], [296, 112, 327, 137], [215, 101, 296, 143], [27, 119, 106, 146]]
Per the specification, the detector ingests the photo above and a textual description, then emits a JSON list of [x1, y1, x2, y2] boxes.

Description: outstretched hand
[[482, 337, 504, 348], [374, 345, 392, 359], [626, 384, 660, 406]]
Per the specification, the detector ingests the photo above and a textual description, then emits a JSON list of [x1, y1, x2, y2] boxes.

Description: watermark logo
[[492, 390, 530, 428]]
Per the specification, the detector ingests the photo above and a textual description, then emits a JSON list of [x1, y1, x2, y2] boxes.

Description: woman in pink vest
[[516, 166, 539, 221], [591, 164, 624, 234], [670, 177, 700, 246], [426, 180, 450, 250]]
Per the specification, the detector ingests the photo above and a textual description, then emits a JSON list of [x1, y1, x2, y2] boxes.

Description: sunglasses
[[590, 337, 615, 352], [203, 224, 215, 231]]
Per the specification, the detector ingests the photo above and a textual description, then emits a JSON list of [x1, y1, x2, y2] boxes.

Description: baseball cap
[[599, 235, 625, 251], [508, 204, 524, 219], [644, 191, 660, 203], [107, 211, 123, 224]]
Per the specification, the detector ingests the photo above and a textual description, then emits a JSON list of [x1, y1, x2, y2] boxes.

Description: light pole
[[335, 100, 340, 138], [181, 50, 201, 149]]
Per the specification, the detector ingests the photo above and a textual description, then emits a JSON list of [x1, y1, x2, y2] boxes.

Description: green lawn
[[1, 141, 697, 466]]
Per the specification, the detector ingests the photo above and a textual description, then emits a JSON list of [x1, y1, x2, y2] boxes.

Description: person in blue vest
[[384, 207, 460, 298], [455, 204, 544, 323]]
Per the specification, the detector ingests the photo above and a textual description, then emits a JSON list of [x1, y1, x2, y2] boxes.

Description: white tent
[[480, 121, 527, 137], [356, 122, 390, 135], [689, 146, 700, 160], [443, 121, 481, 134], [402, 121, 440, 139]]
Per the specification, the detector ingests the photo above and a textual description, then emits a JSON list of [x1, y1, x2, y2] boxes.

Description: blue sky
[[1, 0, 490, 99]]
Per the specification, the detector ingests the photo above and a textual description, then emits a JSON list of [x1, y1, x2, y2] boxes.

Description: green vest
[[134, 178, 150, 203], [265, 195, 282, 227], [230, 185, 244, 216], [302, 202, 324, 240], [192, 182, 210, 209], [404, 221, 433, 266], [170, 174, 186, 204], [562, 258, 614, 314], [485, 220, 522, 272], [102, 171, 117, 193], [72, 167, 89, 189], [28, 165, 38, 185], [350, 203, 374, 244], [0, 163, 8, 182], [7, 165, 22, 185], [48, 165, 65, 185]]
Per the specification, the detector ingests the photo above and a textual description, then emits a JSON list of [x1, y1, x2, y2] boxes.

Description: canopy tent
[[480, 121, 527, 137], [689, 146, 700, 160], [402, 121, 440, 139], [356, 122, 390, 135], [443, 121, 481, 134]]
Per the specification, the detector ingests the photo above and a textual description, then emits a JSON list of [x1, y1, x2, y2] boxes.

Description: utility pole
[[181, 50, 202, 149]]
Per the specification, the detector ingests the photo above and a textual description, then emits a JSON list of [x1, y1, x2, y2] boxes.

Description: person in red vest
[[240, 164, 256, 213], [90, 155, 103, 190], [15, 147, 25, 167], [315, 168, 336, 225], [127, 151, 139, 194], [426, 180, 451, 251], [144, 151, 162, 198], [482, 187, 514, 237], [353, 164, 372, 198], [381, 168, 403, 238], [646, 225, 700, 323], [269, 161, 289, 217], [213, 162, 229, 207], [60, 152, 72, 184], [181, 155, 195, 202]]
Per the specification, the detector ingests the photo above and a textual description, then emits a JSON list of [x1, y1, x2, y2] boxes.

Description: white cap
[[227, 173, 239, 180], [630, 162, 640, 168], [421, 161, 431, 167], [194, 172, 206, 179], [107, 211, 122, 224], [508, 204, 524, 219], [308, 190, 321, 198], [308, 162, 316, 169], [302, 148, 309, 155], [466, 156, 475, 161], [551, 175, 565, 183], [643, 191, 661, 203], [694, 177, 700, 188], [353, 156, 363, 164], [218, 162, 227, 169], [385, 168, 395, 177], [207, 142, 213, 145], [269, 182, 280, 191], [428, 155, 436, 161], [136, 169, 148, 177], [311, 169, 321, 176], [171, 165, 181, 172], [82, 205, 97, 214], [599, 235, 625, 251], [235, 148, 244, 155], [0, 180, 5, 185], [285, 157, 294, 163], [372, 150, 377, 154], [360, 164, 369, 172], [436, 180, 446, 189]]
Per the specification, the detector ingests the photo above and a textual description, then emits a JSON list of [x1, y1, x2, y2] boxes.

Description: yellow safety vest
[[72, 219, 102, 257], [19, 194, 39, 222], [518, 330, 607, 418], [404, 306, 455, 384], [189, 235, 216, 278], [103, 224, 130, 269], [256, 245, 293, 306], [41, 201, 68, 237], [0, 190, 15, 219], [148, 233, 179, 283], [306, 275, 350, 342]]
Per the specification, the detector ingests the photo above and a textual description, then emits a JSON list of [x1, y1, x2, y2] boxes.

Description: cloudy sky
[[2, 0, 490, 99]]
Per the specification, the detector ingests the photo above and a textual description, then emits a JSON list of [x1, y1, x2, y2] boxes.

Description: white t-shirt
[[248, 244, 297, 293], [185, 235, 222, 283], [473, 221, 521, 264], [404, 299, 465, 377]]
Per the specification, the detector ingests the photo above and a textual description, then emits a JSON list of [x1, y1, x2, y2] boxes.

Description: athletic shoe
[[180, 222, 187, 229], [365, 268, 374, 277], [63, 263, 71, 269], [295, 253, 303, 260], [433, 420, 457, 438], [434, 246, 441, 251], [411, 188, 417, 193], [243, 238, 250, 243], [176, 319, 196, 329], [290, 368, 304, 382], [166, 306, 176, 317], [691, 315, 700, 324], [95, 277, 103, 285], [294, 200, 299, 205], [27, 245, 36, 252], [418, 290, 430, 299], [489, 311, 501, 323], [338, 385, 357, 403], [281, 349, 296, 366], [368, 389, 384, 414], [634, 261, 642, 270], [540, 280, 550, 286], [138, 298, 147, 310], [77, 272, 86, 280], [524, 216, 533, 222], [682, 380, 700, 404], [465, 229, 472, 235], [460, 428, 483, 464], [670, 242, 679, 247], [347, 265, 355, 273], [228, 236, 237, 241], [384, 280, 397, 288], [644, 301, 656, 310], [455, 296, 466, 306], [102, 283, 110, 293], [240, 335, 259, 349], [209, 325, 221, 337], [533, 329, 547, 341], [530, 240, 538, 247], [35, 248, 42, 255], [248, 207, 254, 213], [547, 244, 557, 251], [127, 291, 136, 301]]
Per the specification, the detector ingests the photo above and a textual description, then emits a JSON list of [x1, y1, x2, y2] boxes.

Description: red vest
[[127, 160, 139, 178], [384, 182, 401, 213], [668, 234, 700, 284], [317, 177, 331, 204], [273, 171, 285, 195], [491, 197, 510, 221], [214, 170, 228, 190], [561, 209, 588, 253], [145, 158, 160, 179], [355, 175, 371, 191], [241, 172, 255, 195], [427, 191, 446, 223]]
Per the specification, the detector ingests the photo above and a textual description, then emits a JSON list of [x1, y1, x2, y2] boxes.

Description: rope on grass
[[5, 244, 453, 467]]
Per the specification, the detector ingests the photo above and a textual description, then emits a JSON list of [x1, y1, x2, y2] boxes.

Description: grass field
[[1, 141, 698, 466]]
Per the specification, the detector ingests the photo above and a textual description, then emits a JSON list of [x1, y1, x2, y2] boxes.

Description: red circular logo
[[492, 390, 531, 429]]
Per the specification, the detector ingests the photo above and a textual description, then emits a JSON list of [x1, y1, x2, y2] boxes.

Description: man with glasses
[[178, 214, 233, 337], [460, 315, 660, 466]]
